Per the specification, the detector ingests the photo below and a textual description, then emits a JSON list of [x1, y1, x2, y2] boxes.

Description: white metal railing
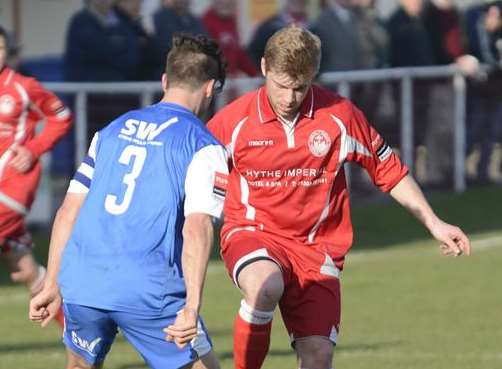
[[45, 65, 468, 192]]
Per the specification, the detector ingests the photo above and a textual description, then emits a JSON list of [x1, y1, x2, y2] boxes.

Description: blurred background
[[0, 1, 501, 368]]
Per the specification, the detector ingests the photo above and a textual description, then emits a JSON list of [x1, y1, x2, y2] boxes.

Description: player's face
[[0, 36, 6, 70], [264, 68, 312, 121]]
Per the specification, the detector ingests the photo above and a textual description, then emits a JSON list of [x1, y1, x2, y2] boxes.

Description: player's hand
[[29, 284, 62, 328], [163, 307, 199, 349], [429, 219, 471, 257], [9, 145, 35, 173]]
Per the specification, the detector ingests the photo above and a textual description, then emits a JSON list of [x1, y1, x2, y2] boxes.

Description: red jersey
[[0, 67, 72, 237], [207, 85, 408, 267]]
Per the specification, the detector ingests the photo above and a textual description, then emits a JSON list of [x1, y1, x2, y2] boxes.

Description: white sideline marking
[[337, 351, 502, 359], [347, 232, 502, 262], [472, 234, 502, 251]]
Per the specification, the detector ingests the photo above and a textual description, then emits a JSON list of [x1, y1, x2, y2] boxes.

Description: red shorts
[[0, 162, 40, 240], [222, 230, 341, 344]]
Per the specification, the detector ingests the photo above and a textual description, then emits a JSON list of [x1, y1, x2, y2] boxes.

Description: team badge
[[0, 94, 15, 115], [308, 129, 331, 157]]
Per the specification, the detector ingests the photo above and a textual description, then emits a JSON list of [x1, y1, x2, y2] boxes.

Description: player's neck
[[161, 88, 205, 116]]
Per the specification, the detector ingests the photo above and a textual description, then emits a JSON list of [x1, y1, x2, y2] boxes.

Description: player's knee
[[241, 273, 283, 308], [238, 261, 283, 308], [10, 263, 39, 284], [296, 338, 333, 369]]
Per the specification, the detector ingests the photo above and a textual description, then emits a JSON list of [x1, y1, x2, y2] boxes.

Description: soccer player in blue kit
[[29, 34, 228, 369]]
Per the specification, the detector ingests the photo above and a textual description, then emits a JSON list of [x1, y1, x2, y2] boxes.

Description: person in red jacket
[[207, 25, 471, 369], [0, 26, 72, 327], [202, 0, 257, 78]]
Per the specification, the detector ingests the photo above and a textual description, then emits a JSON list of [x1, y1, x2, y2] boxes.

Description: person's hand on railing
[[455, 54, 481, 77]]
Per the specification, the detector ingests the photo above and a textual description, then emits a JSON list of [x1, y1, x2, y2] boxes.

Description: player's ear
[[161, 73, 168, 91], [205, 79, 216, 98], [260, 58, 267, 78]]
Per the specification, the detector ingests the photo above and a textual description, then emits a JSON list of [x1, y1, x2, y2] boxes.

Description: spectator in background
[[387, 0, 479, 187], [352, 0, 389, 70], [465, 1, 502, 184], [114, 0, 157, 80], [64, 0, 142, 82], [202, 0, 257, 78], [247, 0, 308, 69], [152, 0, 206, 78], [202, 0, 257, 103], [352, 0, 396, 143], [64, 0, 145, 144], [311, 0, 363, 73]]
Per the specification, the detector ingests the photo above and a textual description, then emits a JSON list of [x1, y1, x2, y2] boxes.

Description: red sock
[[233, 305, 273, 369]]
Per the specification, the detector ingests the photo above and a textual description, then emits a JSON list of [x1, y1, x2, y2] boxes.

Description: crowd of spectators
[[7, 0, 502, 187]]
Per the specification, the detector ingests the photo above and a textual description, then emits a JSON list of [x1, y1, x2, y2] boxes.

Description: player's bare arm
[[29, 192, 86, 327], [165, 213, 214, 348], [390, 175, 471, 256]]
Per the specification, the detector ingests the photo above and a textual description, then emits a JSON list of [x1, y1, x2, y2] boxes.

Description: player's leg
[[62, 303, 117, 369], [234, 260, 282, 369], [181, 349, 220, 369], [0, 231, 65, 328], [295, 337, 334, 369], [0, 234, 44, 294], [223, 235, 289, 369], [65, 348, 104, 369], [279, 248, 341, 369]]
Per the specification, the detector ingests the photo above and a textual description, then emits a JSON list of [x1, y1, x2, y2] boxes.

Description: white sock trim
[[239, 300, 274, 325]]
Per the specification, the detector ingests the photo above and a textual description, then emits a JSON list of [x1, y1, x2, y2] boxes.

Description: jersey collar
[[253, 86, 315, 124]]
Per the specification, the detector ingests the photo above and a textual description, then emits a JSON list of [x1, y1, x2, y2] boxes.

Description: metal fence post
[[140, 92, 154, 107], [75, 91, 87, 166], [453, 72, 467, 192], [401, 76, 414, 174]]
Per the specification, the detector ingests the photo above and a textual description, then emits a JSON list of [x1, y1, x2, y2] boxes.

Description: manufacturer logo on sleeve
[[308, 130, 331, 157]]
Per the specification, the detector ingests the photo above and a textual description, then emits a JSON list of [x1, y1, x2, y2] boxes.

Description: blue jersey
[[59, 102, 228, 315]]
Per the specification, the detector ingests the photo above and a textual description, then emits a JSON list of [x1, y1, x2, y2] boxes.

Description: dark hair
[[0, 25, 19, 56], [0, 25, 8, 51], [165, 34, 226, 93]]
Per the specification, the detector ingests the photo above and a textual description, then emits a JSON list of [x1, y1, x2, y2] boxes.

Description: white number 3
[[105, 145, 147, 215]]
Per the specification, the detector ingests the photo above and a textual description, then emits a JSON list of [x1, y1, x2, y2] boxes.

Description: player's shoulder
[[312, 84, 358, 122], [10, 70, 43, 92]]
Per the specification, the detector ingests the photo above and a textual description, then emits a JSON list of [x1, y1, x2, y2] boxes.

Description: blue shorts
[[62, 303, 212, 369]]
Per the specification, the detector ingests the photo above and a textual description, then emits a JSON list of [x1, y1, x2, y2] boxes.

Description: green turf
[[0, 186, 501, 368]]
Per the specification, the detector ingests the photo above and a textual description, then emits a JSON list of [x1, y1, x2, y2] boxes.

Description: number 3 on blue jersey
[[105, 145, 147, 215]]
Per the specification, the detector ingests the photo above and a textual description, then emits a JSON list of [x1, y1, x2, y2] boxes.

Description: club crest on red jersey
[[308, 129, 331, 157], [0, 94, 15, 115]]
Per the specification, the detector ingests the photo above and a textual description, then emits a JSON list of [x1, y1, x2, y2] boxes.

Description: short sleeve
[[184, 144, 229, 218], [67, 132, 99, 193]]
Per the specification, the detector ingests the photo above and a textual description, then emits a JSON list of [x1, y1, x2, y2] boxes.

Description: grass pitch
[[1, 186, 501, 369]]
